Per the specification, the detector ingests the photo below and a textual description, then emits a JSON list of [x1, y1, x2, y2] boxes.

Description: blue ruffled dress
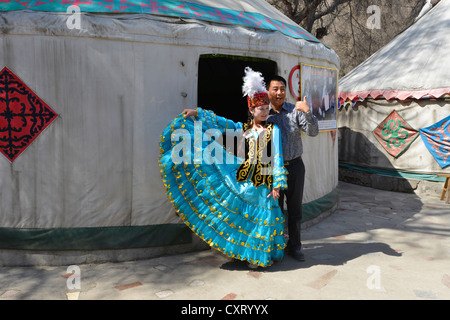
[[159, 108, 288, 267]]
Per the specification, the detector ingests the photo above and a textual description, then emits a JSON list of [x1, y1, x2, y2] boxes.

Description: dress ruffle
[[159, 113, 287, 267]]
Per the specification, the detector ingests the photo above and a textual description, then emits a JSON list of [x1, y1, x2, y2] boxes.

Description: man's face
[[268, 80, 286, 109]]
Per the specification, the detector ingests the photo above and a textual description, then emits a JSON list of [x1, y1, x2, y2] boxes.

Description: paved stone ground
[[1, 182, 449, 300]]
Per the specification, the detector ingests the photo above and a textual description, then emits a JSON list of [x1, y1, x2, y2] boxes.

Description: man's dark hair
[[266, 75, 287, 89]]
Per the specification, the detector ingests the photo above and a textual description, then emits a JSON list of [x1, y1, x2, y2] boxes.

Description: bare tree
[[266, 0, 352, 33], [328, 0, 426, 75], [266, 0, 428, 75]]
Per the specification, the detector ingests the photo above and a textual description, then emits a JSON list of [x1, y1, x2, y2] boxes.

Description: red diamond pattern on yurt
[[0, 67, 58, 162]]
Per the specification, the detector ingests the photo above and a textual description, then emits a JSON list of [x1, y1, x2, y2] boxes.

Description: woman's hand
[[182, 109, 198, 118], [267, 188, 280, 200]]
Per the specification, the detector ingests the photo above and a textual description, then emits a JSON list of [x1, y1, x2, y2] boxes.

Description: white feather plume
[[242, 67, 267, 98]]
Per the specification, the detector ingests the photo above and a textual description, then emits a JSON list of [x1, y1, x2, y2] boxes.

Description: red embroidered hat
[[247, 93, 270, 108], [242, 67, 269, 108]]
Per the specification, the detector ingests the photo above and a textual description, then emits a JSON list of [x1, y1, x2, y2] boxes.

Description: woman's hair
[[245, 108, 267, 127], [245, 108, 253, 127]]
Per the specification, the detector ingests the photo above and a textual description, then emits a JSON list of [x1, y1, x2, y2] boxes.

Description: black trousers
[[278, 157, 305, 251]]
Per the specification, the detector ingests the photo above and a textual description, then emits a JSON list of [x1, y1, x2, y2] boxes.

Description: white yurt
[[0, 0, 340, 266], [338, 0, 450, 193]]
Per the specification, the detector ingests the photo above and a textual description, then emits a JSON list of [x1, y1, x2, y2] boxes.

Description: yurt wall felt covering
[[0, 0, 340, 253], [339, 99, 450, 174]]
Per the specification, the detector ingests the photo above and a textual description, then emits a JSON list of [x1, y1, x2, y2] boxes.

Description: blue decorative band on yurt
[[0, 0, 320, 43]]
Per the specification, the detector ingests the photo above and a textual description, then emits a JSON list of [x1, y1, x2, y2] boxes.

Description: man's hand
[[182, 109, 198, 118], [295, 96, 310, 113]]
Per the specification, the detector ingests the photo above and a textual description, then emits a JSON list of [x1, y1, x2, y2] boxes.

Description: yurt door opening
[[197, 54, 277, 124]]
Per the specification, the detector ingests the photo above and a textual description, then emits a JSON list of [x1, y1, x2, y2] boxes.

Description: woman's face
[[251, 104, 270, 123]]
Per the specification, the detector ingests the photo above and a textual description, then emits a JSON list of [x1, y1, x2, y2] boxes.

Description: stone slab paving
[[1, 182, 449, 300]]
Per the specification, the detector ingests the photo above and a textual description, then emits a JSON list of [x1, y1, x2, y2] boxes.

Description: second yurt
[[338, 0, 450, 193]]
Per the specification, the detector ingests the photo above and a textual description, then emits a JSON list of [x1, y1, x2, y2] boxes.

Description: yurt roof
[[0, 0, 321, 44], [339, 0, 450, 102]]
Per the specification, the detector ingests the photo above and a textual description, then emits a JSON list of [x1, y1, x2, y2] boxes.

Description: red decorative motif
[[288, 65, 301, 100], [0, 67, 58, 162], [247, 93, 270, 108]]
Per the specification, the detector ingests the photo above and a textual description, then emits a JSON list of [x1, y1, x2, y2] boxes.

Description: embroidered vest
[[236, 123, 274, 189]]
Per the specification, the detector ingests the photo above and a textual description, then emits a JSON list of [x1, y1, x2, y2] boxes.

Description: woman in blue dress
[[159, 68, 288, 267]]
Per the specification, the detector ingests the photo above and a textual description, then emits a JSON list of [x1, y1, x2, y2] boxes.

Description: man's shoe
[[289, 249, 305, 262]]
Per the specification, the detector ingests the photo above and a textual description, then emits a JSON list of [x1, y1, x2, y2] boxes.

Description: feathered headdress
[[242, 67, 270, 108]]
